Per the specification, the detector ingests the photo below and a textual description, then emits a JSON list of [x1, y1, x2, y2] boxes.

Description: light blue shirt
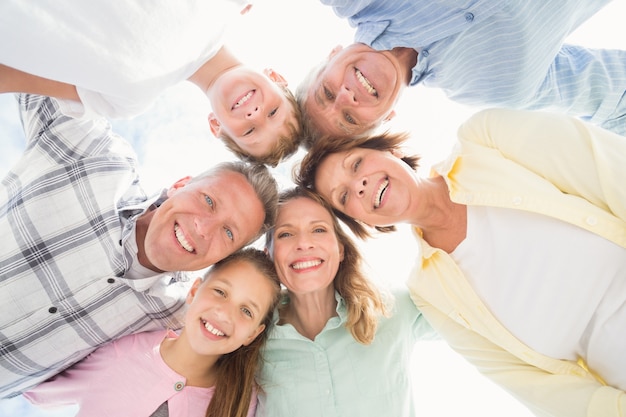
[[322, 0, 626, 134], [256, 288, 436, 417]]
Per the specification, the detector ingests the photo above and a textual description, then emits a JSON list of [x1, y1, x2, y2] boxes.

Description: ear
[[383, 110, 396, 123], [207, 113, 221, 138], [166, 176, 193, 197], [240, 3, 252, 14], [338, 242, 345, 262], [243, 323, 266, 346], [329, 45, 343, 59], [390, 148, 406, 159], [263, 68, 288, 87], [186, 278, 204, 305]]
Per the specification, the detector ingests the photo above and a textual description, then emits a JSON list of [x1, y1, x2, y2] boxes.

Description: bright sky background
[[1, 1, 624, 415]]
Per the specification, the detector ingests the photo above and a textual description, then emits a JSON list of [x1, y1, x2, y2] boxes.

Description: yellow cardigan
[[408, 108, 626, 417]]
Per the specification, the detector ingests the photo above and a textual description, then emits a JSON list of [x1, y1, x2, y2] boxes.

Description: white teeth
[[374, 179, 389, 208], [356, 69, 377, 96], [203, 320, 225, 336], [174, 224, 194, 253], [233, 90, 254, 109], [291, 259, 322, 270]]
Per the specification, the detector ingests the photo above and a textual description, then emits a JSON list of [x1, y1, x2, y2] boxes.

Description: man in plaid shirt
[[0, 94, 278, 397]]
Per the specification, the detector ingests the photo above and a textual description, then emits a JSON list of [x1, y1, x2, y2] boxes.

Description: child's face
[[184, 260, 274, 355], [207, 67, 297, 159]]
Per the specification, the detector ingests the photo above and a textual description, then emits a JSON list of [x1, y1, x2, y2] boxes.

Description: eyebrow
[[327, 153, 351, 204], [246, 298, 262, 314], [214, 278, 262, 313], [314, 87, 326, 108]]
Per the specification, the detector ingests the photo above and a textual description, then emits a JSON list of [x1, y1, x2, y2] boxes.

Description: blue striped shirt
[[0, 94, 189, 398], [323, 0, 626, 134]]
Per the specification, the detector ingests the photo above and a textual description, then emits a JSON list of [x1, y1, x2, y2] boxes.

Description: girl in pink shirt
[[25, 248, 281, 417]]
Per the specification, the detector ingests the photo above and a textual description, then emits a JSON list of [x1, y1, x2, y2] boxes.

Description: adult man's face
[[304, 43, 404, 138], [143, 170, 265, 272]]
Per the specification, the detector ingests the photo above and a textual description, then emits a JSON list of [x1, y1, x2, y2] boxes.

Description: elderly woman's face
[[270, 197, 344, 296], [314, 147, 416, 227]]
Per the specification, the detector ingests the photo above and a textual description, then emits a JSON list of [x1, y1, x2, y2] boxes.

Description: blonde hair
[[265, 187, 390, 344]]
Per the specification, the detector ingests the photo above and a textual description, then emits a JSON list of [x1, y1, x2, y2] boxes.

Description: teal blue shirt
[[256, 288, 435, 417]]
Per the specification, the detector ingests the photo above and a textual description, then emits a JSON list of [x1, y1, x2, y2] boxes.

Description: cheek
[[345, 200, 364, 218]]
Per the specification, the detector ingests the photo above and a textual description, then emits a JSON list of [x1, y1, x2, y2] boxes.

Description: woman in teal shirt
[[257, 187, 435, 417]]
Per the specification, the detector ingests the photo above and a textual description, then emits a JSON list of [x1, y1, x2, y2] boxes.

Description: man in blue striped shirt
[[298, 0, 625, 142], [0, 94, 278, 397]]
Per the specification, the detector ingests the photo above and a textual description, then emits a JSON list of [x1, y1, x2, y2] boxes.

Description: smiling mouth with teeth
[[291, 259, 323, 270], [202, 319, 226, 337], [355, 69, 378, 97], [174, 224, 195, 253], [374, 179, 389, 209], [232, 90, 254, 110]]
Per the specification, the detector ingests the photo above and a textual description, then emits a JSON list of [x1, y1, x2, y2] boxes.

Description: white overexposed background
[[0, 1, 624, 416]]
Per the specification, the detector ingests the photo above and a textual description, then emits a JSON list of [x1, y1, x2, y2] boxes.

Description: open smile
[[174, 223, 195, 253], [374, 178, 389, 209], [202, 319, 227, 337], [355, 68, 378, 97], [232, 90, 255, 110], [290, 259, 323, 270]]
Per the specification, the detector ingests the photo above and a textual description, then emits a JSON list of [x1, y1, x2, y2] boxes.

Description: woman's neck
[[280, 287, 338, 341], [160, 330, 220, 388], [414, 176, 467, 253]]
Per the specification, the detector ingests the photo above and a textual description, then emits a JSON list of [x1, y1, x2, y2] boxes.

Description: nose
[[213, 301, 233, 324], [245, 105, 261, 119], [353, 177, 367, 198], [335, 85, 357, 106], [194, 215, 218, 239], [296, 233, 314, 251]]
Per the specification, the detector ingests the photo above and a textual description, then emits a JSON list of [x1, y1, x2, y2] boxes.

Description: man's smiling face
[[142, 171, 264, 272], [304, 43, 404, 138]]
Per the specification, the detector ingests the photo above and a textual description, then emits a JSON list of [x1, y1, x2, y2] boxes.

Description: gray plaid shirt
[[0, 94, 189, 398]]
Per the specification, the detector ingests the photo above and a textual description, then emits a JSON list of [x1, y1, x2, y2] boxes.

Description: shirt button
[[465, 12, 474, 22], [585, 216, 598, 226], [107, 278, 116, 284], [421, 49, 429, 58], [48, 307, 58, 314], [512, 196, 523, 205], [174, 381, 185, 391]]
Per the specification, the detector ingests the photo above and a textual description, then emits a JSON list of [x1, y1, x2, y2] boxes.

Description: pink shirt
[[24, 330, 257, 417]]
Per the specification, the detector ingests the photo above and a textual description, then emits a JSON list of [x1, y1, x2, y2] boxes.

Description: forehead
[[315, 149, 352, 180], [207, 261, 274, 305], [277, 197, 332, 224]]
